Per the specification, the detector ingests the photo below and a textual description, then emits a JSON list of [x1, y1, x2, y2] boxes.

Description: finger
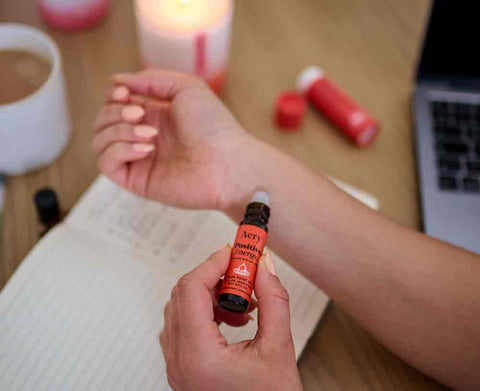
[[181, 245, 231, 290], [125, 97, 169, 195], [159, 331, 167, 358], [254, 251, 293, 346], [92, 123, 158, 155], [93, 104, 145, 133], [97, 141, 154, 175], [211, 279, 223, 303], [163, 300, 172, 340], [109, 85, 130, 103], [249, 298, 258, 312], [214, 306, 254, 327], [111, 69, 207, 101], [160, 300, 174, 358], [170, 246, 231, 338], [129, 93, 166, 106]]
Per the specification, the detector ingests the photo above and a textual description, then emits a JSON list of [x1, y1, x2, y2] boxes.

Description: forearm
[[221, 137, 480, 389]]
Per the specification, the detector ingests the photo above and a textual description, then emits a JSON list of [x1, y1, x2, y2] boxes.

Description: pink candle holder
[[38, 0, 110, 32]]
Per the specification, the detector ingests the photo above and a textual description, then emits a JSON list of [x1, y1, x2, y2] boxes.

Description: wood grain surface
[[1, 0, 449, 389]]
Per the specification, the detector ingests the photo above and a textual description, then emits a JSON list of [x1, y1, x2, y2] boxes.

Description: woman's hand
[[161, 246, 302, 391], [92, 69, 253, 210]]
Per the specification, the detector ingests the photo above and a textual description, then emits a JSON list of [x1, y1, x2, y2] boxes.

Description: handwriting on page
[[68, 177, 237, 276]]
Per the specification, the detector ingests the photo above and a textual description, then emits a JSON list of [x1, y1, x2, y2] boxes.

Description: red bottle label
[[219, 224, 268, 303]]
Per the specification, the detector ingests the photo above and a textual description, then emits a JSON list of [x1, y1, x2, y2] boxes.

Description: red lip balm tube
[[297, 66, 379, 147]]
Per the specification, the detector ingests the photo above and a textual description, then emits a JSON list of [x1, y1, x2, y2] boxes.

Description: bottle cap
[[34, 188, 60, 225], [274, 91, 307, 130], [296, 66, 324, 93], [355, 124, 379, 147], [251, 191, 269, 206]]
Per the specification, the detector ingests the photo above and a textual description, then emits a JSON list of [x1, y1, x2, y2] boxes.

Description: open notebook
[[0, 176, 378, 390]]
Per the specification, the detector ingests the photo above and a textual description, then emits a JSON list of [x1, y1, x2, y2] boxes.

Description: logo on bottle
[[233, 263, 250, 277]]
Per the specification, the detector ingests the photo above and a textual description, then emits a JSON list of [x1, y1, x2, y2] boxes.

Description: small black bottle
[[33, 188, 61, 237]]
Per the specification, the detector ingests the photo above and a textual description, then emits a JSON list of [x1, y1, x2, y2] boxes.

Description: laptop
[[414, 0, 480, 254]]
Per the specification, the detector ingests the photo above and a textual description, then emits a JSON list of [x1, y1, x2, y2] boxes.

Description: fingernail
[[111, 86, 129, 101], [110, 72, 132, 82], [132, 143, 155, 153], [247, 315, 255, 322], [215, 243, 231, 252], [134, 125, 158, 138], [264, 249, 277, 276], [122, 105, 145, 122], [258, 254, 267, 270]]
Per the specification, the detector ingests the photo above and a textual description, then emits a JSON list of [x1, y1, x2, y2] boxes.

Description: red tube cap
[[274, 91, 307, 130]]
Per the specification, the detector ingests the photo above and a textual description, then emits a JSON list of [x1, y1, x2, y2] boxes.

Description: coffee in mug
[[0, 24, 71, 175], [0, 50, 52, 105]]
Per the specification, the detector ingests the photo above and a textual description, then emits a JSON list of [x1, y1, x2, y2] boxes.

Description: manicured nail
[[122, 105, 145, 122], [264, 249, 277, 275], [215, 243, 231, 252], [133, 125, 158, 138], [258, 254, 267, 270], [132, 143, 155, 153], [110, 72, 132, 82], [111, 86, 129, 101]]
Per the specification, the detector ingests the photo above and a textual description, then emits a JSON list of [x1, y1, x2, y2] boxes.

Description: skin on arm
[[220, 140, 480, 390], [93, 70, 480, 390]]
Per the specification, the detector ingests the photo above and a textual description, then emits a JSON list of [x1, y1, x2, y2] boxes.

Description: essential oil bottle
[[33, 188, 61, 237], [218, 191, 270, 313]]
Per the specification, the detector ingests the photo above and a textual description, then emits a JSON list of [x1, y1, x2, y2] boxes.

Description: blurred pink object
[[38, 0, 110, 32]]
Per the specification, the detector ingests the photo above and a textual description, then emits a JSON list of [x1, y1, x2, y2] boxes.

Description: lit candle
[[38, 0, 110, 32], [135, 0, 234, 93]]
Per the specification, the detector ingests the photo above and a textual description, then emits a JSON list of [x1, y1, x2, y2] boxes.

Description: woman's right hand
[[92, 69, 257, 211], [161, 247, 302, 391]]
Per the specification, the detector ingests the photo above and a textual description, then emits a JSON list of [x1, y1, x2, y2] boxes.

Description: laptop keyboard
[[430, 101, 480, 192]]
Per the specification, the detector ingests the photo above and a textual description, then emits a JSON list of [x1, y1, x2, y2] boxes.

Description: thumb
[[254, 250, 293, 346]]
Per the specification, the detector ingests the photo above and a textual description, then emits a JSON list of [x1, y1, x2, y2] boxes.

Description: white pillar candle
[[135, 0, 234, 93], [38, 0, 110, 32]]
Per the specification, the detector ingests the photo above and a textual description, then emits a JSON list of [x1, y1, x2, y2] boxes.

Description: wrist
[[216, 136, 273, 221]]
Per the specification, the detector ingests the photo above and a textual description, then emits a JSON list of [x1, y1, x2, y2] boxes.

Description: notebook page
[[0, 226, 177, 391], [66, 176, 232, 278], [66, 177, 330, 358], [0, 175, 377, 390]]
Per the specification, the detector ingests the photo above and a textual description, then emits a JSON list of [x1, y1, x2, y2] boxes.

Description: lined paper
[[0, 227, 174, 391]]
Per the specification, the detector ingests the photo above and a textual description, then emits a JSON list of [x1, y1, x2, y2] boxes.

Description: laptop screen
[[417, 0, 480, 81]]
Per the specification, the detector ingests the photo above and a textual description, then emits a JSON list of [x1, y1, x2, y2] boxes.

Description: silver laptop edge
[[414, 84, 480, 254]]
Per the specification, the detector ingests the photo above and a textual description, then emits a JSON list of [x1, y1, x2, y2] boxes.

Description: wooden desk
[[1, 0, 447, 389]]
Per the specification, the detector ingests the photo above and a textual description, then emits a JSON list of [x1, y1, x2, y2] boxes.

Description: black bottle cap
[[34, 188, 60, 225]]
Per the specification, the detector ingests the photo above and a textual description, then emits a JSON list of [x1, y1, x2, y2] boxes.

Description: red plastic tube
[[297, 66, 379, 147]]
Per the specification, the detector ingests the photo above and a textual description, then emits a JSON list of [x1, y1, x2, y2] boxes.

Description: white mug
[[0, 23, 71, 175]]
